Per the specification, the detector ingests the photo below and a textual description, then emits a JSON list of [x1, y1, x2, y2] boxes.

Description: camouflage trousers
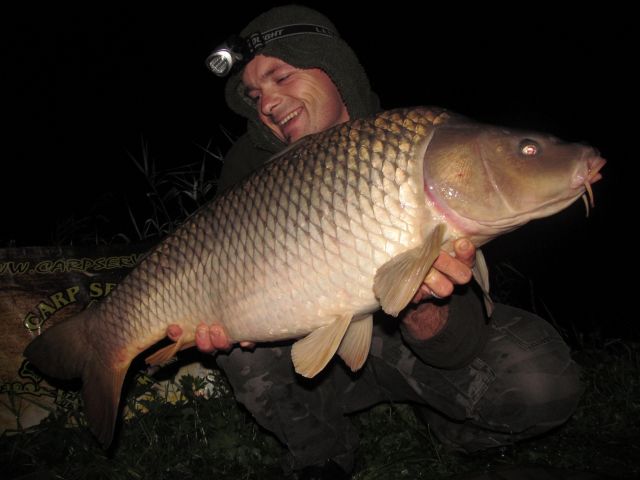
[[216, 304, 583, 472]]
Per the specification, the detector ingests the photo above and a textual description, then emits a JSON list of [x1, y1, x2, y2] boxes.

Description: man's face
[[242, 55, 350, 144]]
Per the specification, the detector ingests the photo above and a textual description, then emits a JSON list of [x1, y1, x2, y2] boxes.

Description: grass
[[352, 342, 640, 479], [3, 144, 638, 479], [2, 343, 639, 479], [40, 136, 224, 246], [122, 138, 222, 241]]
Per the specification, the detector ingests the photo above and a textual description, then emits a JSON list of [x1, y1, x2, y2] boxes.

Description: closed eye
[[276, 73, 292, 84], [245, 89, 261, 104]]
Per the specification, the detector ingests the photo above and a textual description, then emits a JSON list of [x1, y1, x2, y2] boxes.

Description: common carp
[[24, 107, 605, 447]]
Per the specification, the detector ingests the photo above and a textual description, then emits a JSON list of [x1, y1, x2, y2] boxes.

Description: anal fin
[[145, 338, 194, 366], [374, 224, 446, 316], [337, 314, 373, 372], [291, 313, 352, 378]]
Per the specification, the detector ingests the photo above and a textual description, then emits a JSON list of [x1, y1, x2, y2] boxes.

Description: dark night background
[[4, 4, 635, 340]]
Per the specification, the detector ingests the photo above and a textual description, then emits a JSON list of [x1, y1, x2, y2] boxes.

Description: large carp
[[24, 107, 605, 446]]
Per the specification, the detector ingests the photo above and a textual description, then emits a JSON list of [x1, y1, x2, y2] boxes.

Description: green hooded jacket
[[216, 5, 380, 192]]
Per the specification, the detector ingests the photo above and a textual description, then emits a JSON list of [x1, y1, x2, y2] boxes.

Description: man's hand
[[411, 238, 476, 303], [166, 323, 238, 353], [403, 238, 476, 341]]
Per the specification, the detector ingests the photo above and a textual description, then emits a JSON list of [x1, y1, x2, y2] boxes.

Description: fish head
[[422, 121, 606, 244]]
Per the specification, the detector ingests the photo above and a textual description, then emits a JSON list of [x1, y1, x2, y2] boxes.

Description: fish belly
[[96, 109, 441, 351]]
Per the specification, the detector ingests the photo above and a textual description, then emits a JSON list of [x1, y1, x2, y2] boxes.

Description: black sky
[[5, 4, 636, 336]]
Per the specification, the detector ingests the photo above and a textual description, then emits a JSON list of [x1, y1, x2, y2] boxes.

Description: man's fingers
[[411, 270, 453, 303], [239, 341, 256, 350], [209, 325, 232, 351], [424, 268, 455, 299], [412, 284, 433, 303], [167, 324, 183, 342], [432, 251, 473, 285], [195, 325, 216, 353], [195, 324, 233, 353], [169, 323, 233, 353], [411, 240, 476, 304], [452, 238, 476, 268]]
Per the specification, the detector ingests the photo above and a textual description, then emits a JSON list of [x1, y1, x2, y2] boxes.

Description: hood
[[222, 5, 380, 153]]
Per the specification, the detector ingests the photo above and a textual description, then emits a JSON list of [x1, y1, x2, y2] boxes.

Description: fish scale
[[24, 106, 605, 447], [195, 110, 417, 341]]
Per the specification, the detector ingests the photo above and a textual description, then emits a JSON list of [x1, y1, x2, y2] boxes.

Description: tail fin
[[23, 311, 129, 447]]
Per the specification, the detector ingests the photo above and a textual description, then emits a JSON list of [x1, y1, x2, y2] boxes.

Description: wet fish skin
[[420, 119, 605, 246], [23, 107, 605, 447]]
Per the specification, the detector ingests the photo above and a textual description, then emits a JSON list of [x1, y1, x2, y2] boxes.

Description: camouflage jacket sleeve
[[217, 133, 274, 193], [399, 287, 489, 370]]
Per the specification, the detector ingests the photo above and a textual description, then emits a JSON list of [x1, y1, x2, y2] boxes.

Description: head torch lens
[[206, 48, 235, 77]]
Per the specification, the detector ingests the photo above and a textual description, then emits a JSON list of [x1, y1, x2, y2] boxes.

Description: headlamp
[[205, 24, 337, 78], [205, 35, 249, 77]]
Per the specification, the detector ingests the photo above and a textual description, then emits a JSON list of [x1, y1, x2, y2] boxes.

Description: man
[[170, 5, 583, 476]]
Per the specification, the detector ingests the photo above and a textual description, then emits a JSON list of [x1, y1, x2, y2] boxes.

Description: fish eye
[[519, 139, 541, 156]]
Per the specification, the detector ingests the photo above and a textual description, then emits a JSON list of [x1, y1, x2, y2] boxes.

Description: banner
[[0, 243, 219, 435]]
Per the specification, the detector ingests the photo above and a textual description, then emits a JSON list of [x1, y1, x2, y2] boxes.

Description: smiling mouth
[[278, 108, 301, 127]]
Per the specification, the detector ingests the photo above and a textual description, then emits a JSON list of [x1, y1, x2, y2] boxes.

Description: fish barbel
[[24, 107, 605, 446]]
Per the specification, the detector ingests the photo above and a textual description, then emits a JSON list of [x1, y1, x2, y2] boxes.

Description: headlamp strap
[[246, 24, 337, 54], [206, 24, 338, 77]]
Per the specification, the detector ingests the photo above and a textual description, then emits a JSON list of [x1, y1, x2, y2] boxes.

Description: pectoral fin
[[337, 314, 373, 372], [472, 248, 494, 317], [373, 224, 446, 316], [291, 313, 352, 378]]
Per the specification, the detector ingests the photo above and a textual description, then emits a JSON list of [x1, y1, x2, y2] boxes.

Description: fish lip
[[571, 153, 606, 188], [587, 155, 606, 183]]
